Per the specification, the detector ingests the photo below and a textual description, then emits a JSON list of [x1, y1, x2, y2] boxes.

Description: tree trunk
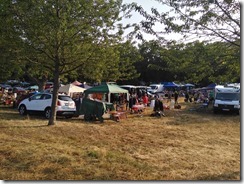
[[48, 63, 59, 126], [25, 73, 47, 92], [38, 81, 45, 92]]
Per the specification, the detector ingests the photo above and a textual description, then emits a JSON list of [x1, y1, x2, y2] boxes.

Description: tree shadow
[[0, 124, 48, 129], [0, 108, 49, 120]]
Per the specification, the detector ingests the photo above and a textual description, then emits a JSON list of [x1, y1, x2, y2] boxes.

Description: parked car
[[15, 92, 36, 108], [148, 84, 164, 94], [18, 93, 76, 119], [0, 84, 12, 92], [45, 82, 54, 89], [13, 87, 26, 94]]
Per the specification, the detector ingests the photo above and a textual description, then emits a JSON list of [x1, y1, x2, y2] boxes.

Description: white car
[[18, 92, 76, 119]]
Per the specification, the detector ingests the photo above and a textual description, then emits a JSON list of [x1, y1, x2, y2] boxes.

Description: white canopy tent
[[58, 84, 86, 96]]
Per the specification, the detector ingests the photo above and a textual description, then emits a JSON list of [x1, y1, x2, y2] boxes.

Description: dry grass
[[0, 97, 240, 180]]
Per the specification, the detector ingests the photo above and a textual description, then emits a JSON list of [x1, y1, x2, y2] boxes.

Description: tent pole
[[108, 93, 111, 103]]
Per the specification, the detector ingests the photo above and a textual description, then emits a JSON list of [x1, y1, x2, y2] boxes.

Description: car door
[[40, 94, 52, 111], [25, 93, 43, 111]]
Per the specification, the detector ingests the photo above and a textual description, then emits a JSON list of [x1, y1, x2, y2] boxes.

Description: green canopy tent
[[79, 83, 129, 121], [84, 83, 129, 103]]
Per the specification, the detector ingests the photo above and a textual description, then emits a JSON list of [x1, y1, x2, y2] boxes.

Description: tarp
[[58, 84, 85, 96], [84, 83, 129, 103]]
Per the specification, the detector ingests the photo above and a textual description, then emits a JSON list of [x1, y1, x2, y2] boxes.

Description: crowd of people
[[111, 88, 215, 118], [1, 83, 215, 120]]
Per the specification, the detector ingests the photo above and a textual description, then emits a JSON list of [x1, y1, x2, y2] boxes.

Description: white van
[[213, 85, 240, 114], [148, 84, 164, 94]]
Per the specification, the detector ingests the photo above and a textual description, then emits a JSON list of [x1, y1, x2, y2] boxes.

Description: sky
[[120, 0, 242, 44], [120, 0, 184, 42]]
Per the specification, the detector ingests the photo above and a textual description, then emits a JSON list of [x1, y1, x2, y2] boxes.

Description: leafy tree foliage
[[7, 0, 125, 125], [136, 40, 174, 83], [116, 41, 141, 81], [127, 0, 240, 48], [0, 1, 24, 82], [134, 40, 240, 86]]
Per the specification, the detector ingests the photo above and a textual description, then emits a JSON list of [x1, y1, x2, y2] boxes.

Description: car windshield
[[216, 93, 239, 101], [58, 96, 73, 101], [30, 94, 42, 100]]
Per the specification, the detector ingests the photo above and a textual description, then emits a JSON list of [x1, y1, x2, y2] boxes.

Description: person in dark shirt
[[153, 97, 165, 117], [174, 90, 179, 104], [185, 91, 189, 102]]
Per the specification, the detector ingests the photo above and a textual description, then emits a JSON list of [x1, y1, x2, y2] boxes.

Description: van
[[120, 85, 136, 94], [213, 85, 240, 114], [148, 84, 164, 94]]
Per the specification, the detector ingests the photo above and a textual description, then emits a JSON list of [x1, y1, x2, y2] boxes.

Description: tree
[[62, 41, 140, 84], [136, 40, 174, 83], [9, 0, 124, 125], [127, 0, 240, 48], [134, 40, 240, 86], [204, 41, 240, 83], [116, 41, 141, 82], [0, 1, 24, 82]]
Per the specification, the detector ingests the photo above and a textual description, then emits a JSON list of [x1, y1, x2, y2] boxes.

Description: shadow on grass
[[0, 105, 89, 125], [0, 105, 73, 120], [0, 124, 49, 129]]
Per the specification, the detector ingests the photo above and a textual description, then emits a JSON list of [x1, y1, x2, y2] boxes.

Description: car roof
[[120, 85, 136, 88]]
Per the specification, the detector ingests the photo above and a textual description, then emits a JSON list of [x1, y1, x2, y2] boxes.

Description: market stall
[[80, 83, 129, 122]]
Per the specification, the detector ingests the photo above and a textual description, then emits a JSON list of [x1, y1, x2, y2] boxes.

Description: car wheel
[[19, 105, 27, 115], [44, 108, 51, 119]]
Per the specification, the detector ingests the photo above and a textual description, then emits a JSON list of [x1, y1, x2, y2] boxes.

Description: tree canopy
[[126, 0, 240, 48], [130, 40, 240, 86], [4, 0, 127, 125]]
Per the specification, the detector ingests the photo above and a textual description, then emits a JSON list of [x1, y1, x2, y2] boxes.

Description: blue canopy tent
[[199, 83, 217, 91], [206, 83, 216, 89], [162, 82, 180, 90]]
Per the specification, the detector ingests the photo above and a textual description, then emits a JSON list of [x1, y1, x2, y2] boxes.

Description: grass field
[[0, 98, 240, 180]]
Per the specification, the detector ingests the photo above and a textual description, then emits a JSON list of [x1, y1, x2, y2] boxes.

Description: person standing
[[185, 91, 189, 102], [73, 93, 81, 116], [167, 90, 172, 103], [153, 97, 165, 117], [174, 90, 179, 104], [129, 94, 134, 112], [142, 94, 149, 107]]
